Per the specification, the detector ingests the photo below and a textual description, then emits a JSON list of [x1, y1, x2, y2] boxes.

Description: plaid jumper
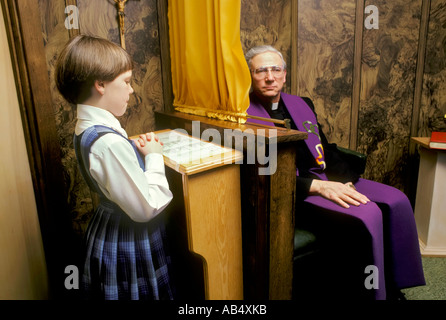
[[74, 125, 174, 300]]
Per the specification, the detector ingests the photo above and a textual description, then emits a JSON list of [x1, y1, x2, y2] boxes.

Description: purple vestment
[[247, 92, 425, 300]]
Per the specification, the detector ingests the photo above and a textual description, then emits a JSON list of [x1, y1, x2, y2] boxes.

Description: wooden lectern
[[155, 111, 307, 300], [155, 129, 244, 299]]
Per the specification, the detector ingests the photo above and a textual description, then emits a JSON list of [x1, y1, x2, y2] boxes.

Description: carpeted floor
[[402, 257, 446, 300]]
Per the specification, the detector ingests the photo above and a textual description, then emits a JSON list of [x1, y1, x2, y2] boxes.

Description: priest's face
[[250, 51, 286, 104]]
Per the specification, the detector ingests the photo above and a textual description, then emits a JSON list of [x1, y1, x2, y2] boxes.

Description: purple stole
[[247, 92, 327, 180]]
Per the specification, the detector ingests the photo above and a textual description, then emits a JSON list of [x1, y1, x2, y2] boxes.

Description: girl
[[55, 35, 174, 300]]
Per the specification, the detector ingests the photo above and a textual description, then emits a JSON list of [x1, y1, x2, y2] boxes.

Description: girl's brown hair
[[55, 35, 133, 104]]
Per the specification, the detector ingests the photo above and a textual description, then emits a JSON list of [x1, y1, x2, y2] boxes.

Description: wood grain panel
[[37, 0, 86, 235], [240, 0, 446, 194], [358, 0, 422, 190], [268, 143, 296, 299], [185, 165, 243, 299], [350, 0, 365, 149], [240, 0, 292, 93], [296, 0, 356, 147], [419, 0, 446, 137], [0, 7, 48, 299], [3, 0, 78, 297], [411, 0, 431, 155]]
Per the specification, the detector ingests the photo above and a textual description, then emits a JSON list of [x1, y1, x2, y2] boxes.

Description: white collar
[[75, 104, 127, 137]]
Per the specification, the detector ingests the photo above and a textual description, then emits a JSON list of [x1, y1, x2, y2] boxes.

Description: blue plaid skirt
[[81, 200, 174, 300], [74, 125, 174, 300]]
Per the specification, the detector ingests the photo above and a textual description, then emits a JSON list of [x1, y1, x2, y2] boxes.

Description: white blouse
[[75, 104, 173, 223]]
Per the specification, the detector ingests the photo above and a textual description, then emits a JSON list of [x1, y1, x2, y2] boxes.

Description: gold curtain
[[168, 0, 251, 123]]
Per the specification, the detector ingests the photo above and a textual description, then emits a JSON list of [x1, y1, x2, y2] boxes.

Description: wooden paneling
[[37, 0, 84, 235], [240, 0, 446, 195], [296, 0, 356, 148], [358, 0, 423, 190], [419, 0, 446, 136], [0, 7, 48, 299], [351, 0, 365, 150], [4, 0, 446, 298], [411, 0, 431, 147], [157, 0, 173, 112], [240, 0, 292, 93], [24, 0, 446, 246], [184, 165, 244, 299], [1, 0, 78, 298], [268, 143, 296, 299]]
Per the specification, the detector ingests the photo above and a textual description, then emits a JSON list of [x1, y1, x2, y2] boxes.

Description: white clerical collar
[[271, 102, 279, 111]]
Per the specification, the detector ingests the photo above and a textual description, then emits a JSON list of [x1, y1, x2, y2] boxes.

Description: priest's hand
[[309, 180, 370, 209]]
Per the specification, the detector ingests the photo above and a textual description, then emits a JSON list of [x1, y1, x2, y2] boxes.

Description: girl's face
[[102, 70, 134, 117]]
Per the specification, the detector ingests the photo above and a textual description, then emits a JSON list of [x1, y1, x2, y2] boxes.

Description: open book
[[155, 129, 243, 174]]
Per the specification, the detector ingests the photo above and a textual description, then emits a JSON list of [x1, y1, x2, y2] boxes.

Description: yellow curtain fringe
[[168, 0, 251, 123], [174, 105, 248, 124]]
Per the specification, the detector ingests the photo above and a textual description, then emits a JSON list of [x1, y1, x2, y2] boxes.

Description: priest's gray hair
[[245, 45, 287, 70]]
